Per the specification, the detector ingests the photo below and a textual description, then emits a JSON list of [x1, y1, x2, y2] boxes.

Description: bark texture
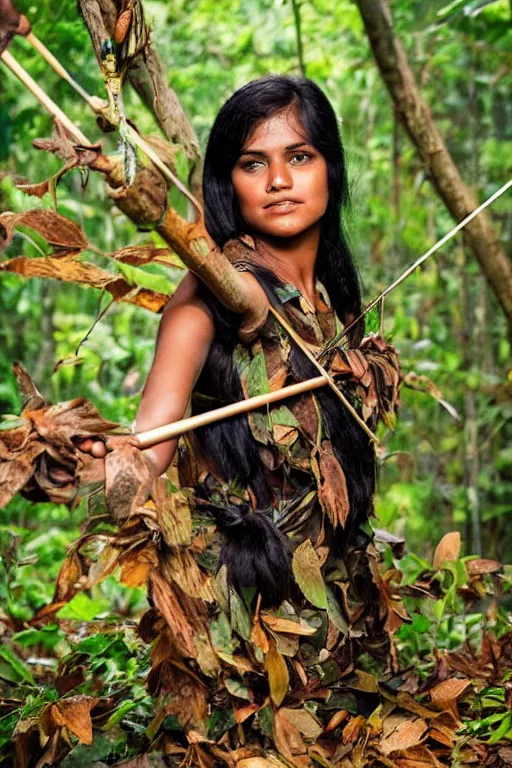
[[74, 0, 267, 334], [78, 0, 201, 197], [355, 0, 512, 323]]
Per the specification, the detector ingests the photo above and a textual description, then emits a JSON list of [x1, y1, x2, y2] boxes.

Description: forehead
[[243, 109, 308, 150]]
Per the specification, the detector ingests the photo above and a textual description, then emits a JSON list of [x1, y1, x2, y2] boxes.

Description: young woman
[[78, 75, 401, 756], [85, 74, 399, 600], [128, 75, 398, 602]]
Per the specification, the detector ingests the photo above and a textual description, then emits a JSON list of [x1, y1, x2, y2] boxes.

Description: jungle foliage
[[0, 0, 511, 765]]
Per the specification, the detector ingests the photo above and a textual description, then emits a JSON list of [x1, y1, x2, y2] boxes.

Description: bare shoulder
[[158, 272, 215, 344]]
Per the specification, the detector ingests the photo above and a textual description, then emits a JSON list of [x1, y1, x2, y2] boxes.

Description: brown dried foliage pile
[[1, 368, 509, 766]]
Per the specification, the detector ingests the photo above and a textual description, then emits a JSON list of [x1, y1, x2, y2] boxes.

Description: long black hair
[[194, 75, 375, 606], [203, 75, 363, 330]]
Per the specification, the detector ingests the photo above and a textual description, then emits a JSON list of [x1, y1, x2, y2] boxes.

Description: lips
[[264, 199, 302, 209]]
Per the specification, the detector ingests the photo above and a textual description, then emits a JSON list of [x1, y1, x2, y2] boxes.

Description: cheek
[[232, 174, 263, 223], [315, 163, 329, 212]]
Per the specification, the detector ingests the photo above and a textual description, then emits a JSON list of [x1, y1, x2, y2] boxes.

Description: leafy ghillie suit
[[1, 246, 406, 765], [17, 261, 405, 765], [123, 266, 401, 765]]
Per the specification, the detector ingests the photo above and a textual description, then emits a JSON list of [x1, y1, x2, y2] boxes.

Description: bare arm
[[78, 272, 212, 477], [79, 270, 268, 478], [135, 274, 215, 476]]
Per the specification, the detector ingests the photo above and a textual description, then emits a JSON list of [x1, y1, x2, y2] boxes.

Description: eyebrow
[[238, 141, 311, 157]]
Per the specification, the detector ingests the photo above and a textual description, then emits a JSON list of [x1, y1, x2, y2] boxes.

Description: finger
[[78, 437, 94, 452], [90, 440, 107, 458]]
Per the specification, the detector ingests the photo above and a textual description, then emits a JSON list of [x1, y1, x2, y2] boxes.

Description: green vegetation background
[[0, 0, 510, 654]]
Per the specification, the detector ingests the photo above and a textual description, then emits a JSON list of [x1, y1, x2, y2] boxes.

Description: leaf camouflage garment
[[2, 262, 403, 765], [122, 263, 403, 765]]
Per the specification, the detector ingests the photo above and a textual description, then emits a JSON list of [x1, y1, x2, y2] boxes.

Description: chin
[[259, 220, 317, 239], [265, 226, 314, 240]]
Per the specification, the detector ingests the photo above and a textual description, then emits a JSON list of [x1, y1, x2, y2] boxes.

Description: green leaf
[[292, 539, 328, 609], [56, 592, 110, 621], [0, 645, 35, 685], [488, 713, 511, 744], [276, 284, 301, 303], [116, 262, 174, 294], [270, 405, 300, 428], [246, 351, 270, 397], [225, 677, 251, 700], [13, 625, 66, 652], [255, 704, 274, 738], [104, 699, 138, 730], [229, 587, 252, 641], [326, 585, 348, 634], [209, 611, 235, 655], [208, 707, 235, 740]]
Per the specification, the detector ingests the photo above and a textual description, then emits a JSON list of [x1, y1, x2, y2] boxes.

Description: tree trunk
[[354, 0, 512, 324]]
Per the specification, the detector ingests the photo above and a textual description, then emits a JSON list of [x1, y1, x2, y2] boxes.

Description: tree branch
[[77, 0, 202, 198]]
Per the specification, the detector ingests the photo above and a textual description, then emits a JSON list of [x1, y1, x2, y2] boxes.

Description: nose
[[266, 159, 292, 192]]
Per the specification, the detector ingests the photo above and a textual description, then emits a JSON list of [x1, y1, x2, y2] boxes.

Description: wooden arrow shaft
[[337, 179, 512, 345], [136, 376, 327, 448], [1, 50, 90, 144]]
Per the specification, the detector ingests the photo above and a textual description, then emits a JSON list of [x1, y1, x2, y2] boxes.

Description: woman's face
[[231, 109, 329, 240]]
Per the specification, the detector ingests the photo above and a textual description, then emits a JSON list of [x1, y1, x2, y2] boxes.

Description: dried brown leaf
[[466, 558, 501, 575], [160, 549, 215, 602], [260, 613, 316, 636], [104, 443, 154, 522], [350, 669, 379, 693], [264, 639, 289, 707], [433, 532, 461, 568], [0, 255, 168, 313], [147, 657, 207, 731], [86, 543, 121, 587], [429, 678, 471, 720], [111, 245, 183, 269], [234, 703, 260, 724], [292, 539, 328, 609], [13, 362, 46, 410], [251, 597, 270, 654], [274, 708, 311, 766], [0, 209, 88, 253], [149, 571, 197, 657], [50, 696, 95, 744], [120, 545, 158, 587], [3, 392, 121, 508], [280, 708, 323, 741], [396, 692, 439, 719], [112, 756, 168, 768], [0, 440, 44, 508], [31, 398, 120, 445], [379, 715, 428, 756], [396, 745, 446, 767], [429, 723, 455, 747], [403, 371, 460, 421], [53, 550, 85, 603], [317, 440, 350, 529], [342, 714, 365, 744], [153, 476, 193, 547], [324, 709, 349, 733], [15, 179, 53, 199]]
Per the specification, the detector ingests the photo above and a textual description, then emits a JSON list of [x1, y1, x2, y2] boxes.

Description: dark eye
[[290, 152, 312, 165]]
